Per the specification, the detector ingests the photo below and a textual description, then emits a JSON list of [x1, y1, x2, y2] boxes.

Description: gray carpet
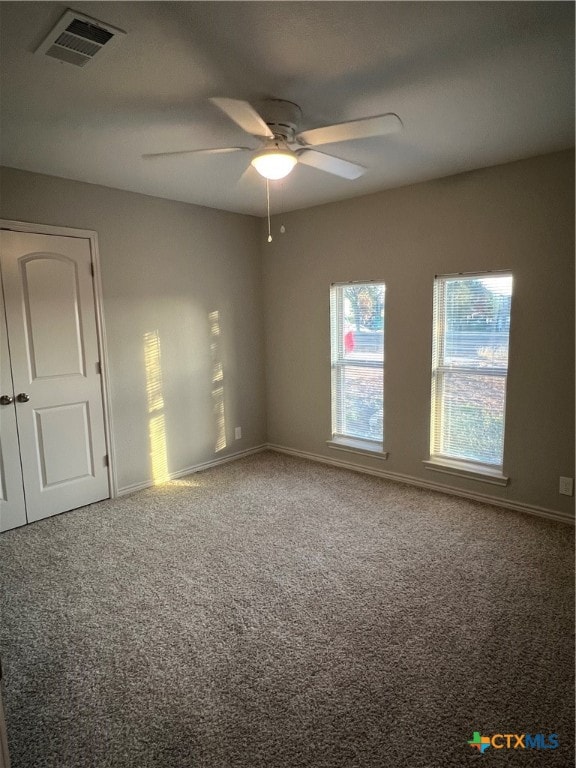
[[0, 451, 573, 767]]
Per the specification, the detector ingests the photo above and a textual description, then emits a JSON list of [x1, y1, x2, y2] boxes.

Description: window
[[330, 282, 385, 454], [428, 272, 513, 477]]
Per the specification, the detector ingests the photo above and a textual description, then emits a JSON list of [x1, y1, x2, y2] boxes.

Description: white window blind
[[430, 272, 513, 469], [330, 282, 385, 448]]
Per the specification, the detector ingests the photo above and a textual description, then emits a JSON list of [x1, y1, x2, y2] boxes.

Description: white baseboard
[[116, 440, 573, 525], [267, 443, 575, 526], [117, 444, 268, 496]]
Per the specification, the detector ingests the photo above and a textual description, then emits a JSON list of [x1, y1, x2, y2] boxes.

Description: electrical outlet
[[559, 477, 574, 496], [235, 426, 242, 440]]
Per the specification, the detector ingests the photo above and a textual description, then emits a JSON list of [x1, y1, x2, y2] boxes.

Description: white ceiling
[[0, 1, 574, 217]]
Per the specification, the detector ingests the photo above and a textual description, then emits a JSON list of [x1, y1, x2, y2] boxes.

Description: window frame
[[426, 271, 512, 483], [328, 281, 387, 457]]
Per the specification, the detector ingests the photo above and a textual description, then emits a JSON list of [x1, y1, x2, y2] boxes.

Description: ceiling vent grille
[[36, 9, 125, 67]]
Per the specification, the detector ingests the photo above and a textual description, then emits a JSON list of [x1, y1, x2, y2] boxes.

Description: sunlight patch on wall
[[144, 330, 170, 484], [209, 310, 227, 453]]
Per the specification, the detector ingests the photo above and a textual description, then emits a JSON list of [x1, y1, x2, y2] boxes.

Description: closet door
[[1, 230, 109, 524], [0, 266, 27, 532]]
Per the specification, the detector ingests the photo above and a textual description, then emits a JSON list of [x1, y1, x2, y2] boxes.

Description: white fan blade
[[297, 113, 402, 147], [238, 164, 256, 185], [210, 97, 274, 139], [143, 147, 250, 159], [298, 150, 366, 180]]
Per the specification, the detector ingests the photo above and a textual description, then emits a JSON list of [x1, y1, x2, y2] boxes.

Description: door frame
[[0, 219, 118, 498]]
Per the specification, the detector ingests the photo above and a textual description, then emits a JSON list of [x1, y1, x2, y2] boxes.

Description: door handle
[[0, 395, 13, 405], [16, 393, 30, 403]]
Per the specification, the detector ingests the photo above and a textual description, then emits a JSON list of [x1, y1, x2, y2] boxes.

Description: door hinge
[[103, 454, 109, 467], [96, 361, 102, 375], [90, 263, 95, 277]]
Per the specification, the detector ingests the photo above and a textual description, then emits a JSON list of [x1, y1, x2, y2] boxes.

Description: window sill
[[423, 458, 509, 486], [327, 439, 389, 460]]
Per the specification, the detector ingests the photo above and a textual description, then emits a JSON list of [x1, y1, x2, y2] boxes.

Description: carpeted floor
[[0, 451, 574, 767]]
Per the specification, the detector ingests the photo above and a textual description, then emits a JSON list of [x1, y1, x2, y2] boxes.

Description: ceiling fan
[[143, 98, 402, 181]]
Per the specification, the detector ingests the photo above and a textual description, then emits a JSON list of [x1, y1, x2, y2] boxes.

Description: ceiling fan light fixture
[[251, 146, 298, 180]]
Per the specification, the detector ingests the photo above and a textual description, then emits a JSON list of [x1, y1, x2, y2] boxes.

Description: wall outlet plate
[[559, 477, 574, 496], [235, 427, 242, 440]]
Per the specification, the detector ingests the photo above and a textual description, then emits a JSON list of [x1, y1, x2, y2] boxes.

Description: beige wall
[[1, 152, 573, 517], [263, 150, 575, 517], [0, 168, 267, 491]]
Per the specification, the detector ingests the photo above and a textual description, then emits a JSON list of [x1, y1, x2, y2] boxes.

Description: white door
[[0, 266, 27, 532], [0, 230, 109, 525]]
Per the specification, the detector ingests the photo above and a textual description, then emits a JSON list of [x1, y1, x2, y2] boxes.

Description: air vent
[[36, 9, 125, 67]]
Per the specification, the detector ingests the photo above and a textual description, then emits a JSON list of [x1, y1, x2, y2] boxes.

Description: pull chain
[[279, 178, 286, 234], [266, 178, 272, 242]]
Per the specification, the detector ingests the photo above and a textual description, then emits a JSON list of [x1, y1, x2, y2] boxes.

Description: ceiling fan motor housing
[[258, 99, 303, 142]]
